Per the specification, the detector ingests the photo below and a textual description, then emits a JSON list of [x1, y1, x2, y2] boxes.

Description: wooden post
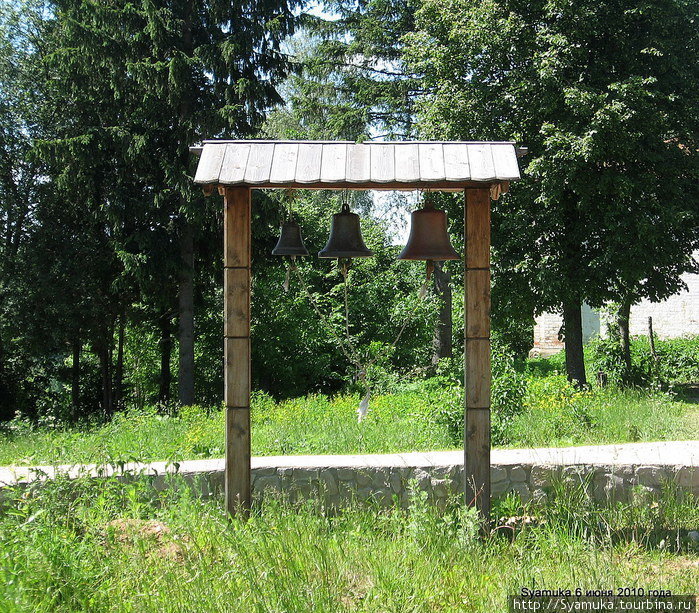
[[464, 187, 491, 525], [224, 187, 252, 515]]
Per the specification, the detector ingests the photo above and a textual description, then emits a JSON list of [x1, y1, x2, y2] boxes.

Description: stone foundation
[[1, 442, 697, 507]]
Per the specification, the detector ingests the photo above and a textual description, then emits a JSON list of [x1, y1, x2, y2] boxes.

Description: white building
[[532, 254, 699, 356]]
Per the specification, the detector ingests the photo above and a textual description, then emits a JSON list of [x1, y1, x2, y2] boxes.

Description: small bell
[[319, 202, 374, 259], [272, 220, 309, 257], [397, 200, 459, 261]]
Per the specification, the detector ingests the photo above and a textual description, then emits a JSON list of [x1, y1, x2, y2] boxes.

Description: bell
[[398, 202, 459, 261], [272, 220, 309, 256], [318, 202, 374, 259]]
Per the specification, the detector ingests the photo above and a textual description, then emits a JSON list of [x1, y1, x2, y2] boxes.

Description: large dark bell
[[318, 206, 373, 259], [398, 206, 460, 261], [272, 220, 309, 256]]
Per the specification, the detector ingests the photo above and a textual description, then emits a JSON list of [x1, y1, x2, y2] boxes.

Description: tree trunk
[[113, 311, 125, 410], [71, 339, 80, 420], [98, 340, 113, 420], [178, 221, 195, 406], [618, 296, 632, 378], [432, 261, 453, 366], [0, 335, 10, 421], [159, 309, 173, 403], [562, 297, 587, 387]]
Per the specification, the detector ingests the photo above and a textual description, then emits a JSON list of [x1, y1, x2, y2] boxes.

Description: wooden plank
[[223, 187, 251, 516], [418, 143, 446, 181], [225, 407, 251, 514], [465, 339, 491, 408], [370, 144, 395, 183], [467, 144, 496, 181], [465, 188, 490, 269], [295, 144, 323, 183], [243, 142, 274, 184], [194, 144, 226, 183], [225, 337, 250, 407], [346, 144, 371, 183], [320, 143, 348, 182], [465, 269, 490, 339], [224, 188, 250, 268], [490, 143, 520, 180], [269, 143, 299, 184], [235, 180, 473, 192], [394, 143, 420, 182], [224, 267, 250, 338], [219, 143, 251, 184], [443, 143, 471, 181], [464, 407, 490, 518], [464, 187, 492, 527]]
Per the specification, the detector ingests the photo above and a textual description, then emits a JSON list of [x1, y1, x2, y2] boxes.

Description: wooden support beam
[[223, 187, 252, 515], [464, 187, 491, 525]]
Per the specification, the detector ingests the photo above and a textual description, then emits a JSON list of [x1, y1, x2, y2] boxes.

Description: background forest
[[0, 0, 698, 425]]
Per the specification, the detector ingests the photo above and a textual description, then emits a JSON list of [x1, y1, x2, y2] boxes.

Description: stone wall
[[3, 443, 697, 508]]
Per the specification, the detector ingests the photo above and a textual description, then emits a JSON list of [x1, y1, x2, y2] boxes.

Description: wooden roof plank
[[194, 143, 226, 183], [394, 143, 420, 182], [269, 143, 299, 184], [296, 143, 323, 183], [443, 143, 471, 181], [467, 144, 496, 181], [219, 142, 251, 184], [418, 143, 446, 181], [346, 144, 371, 183], [370, 144, 395, 183], [490, 143, 521, 180], [243, 143, 274, 184], [193, 140, 522, 188], [320, 143, 348, 182]]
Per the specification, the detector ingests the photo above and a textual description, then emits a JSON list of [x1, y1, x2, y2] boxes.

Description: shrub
[[589, 334, 699, 388], [430, 339, 526, 446]]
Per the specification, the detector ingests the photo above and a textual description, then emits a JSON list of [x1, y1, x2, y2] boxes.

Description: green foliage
[[431, 339, 527, 446], [589, 334, 699, 388], [509, 378, 694, 447], [405, 0, 699, 383]]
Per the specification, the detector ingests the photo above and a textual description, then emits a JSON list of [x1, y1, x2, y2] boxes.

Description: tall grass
[[0, 382, 695, 466], [0, 475, 697, 612]]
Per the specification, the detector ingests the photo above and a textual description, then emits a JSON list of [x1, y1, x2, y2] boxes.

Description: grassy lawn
[[0, 383, 696, 467], [0, 475, 697, 612]]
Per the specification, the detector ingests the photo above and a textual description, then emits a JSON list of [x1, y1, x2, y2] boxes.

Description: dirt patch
[[104, 518, 188, 561]]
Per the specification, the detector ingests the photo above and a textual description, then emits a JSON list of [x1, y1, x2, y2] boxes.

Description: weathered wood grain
[[296, 144, 323, 183], [223, 187, 251, 515], [464, 187, 492, 526], [418, 143, 445, 181], [269, 143, 299, 184], [346, 144, 371, 183], [443, 143, 471, 181], [370, 144, 395, 183], [243, 143, 274, 184], [467, 144, 496, 181], [320, 143, 348, 183], [394, 143, 420, 182], [219, 143, 251, 184], [194, 144, 225, 183], [490, 143, 520, 180]]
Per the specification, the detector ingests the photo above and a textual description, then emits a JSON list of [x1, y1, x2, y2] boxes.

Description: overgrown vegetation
[[0, 474, 697, 612], [1, 337, 696, 466]]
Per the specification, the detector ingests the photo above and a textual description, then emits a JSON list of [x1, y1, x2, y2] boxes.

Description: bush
[[589, 334, 699, 388], [430, 339, 527, 446]]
